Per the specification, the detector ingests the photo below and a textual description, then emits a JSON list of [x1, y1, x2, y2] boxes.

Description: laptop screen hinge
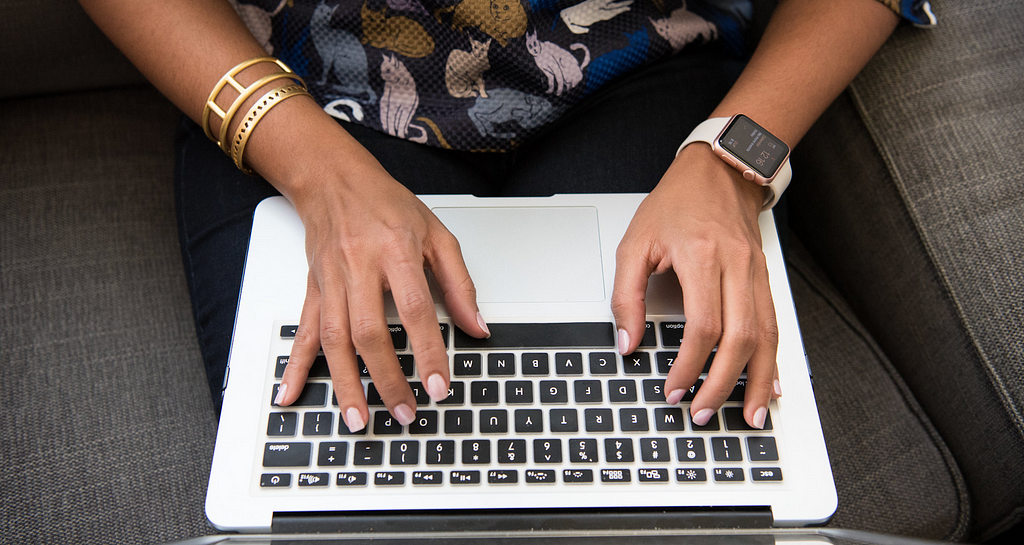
[[271, 507, 774, 535]]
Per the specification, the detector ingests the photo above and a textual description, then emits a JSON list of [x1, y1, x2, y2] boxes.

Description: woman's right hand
[[250, 95, 490, 432]]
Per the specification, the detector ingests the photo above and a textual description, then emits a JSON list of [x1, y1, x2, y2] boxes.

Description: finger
[[315, 268, 369, 431], [610, 236, 655, 356], [346, 268, 417, 427], [772, 366, 782, 400], [691, 257, 758, 423], [664, 256, 721, 407], [385, 252, 450, 403], [427, 229, 489, 338], [743, 261, 779, 428], [278, 271, 322, 407]]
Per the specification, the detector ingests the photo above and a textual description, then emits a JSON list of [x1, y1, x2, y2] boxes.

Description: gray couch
[[2, 0, 1021, 543]]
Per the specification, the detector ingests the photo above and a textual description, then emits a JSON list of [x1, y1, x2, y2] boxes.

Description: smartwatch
[[677, 114, 792, 210]]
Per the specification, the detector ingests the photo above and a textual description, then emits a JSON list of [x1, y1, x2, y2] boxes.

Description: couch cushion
[[786, 238, 968, 541], [0, 86, 215, 544], [787, 0, 1024, 536]]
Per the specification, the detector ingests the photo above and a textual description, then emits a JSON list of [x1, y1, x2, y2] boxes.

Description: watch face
[[718, 115, 789, 178]]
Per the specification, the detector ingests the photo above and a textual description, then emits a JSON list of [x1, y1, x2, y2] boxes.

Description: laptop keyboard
[[259, 321, 783, 491]]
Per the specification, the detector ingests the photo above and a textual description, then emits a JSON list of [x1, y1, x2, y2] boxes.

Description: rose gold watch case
[[712, 114, 792, 187]]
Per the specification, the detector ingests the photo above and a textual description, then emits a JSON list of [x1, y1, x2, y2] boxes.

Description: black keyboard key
[[539, 380, 568, 403], [444, 410, 473, 434], [366, 383, 385, 406], [589, 352, 617, 375], [263, 442, 311, 467], [728, 378, 747, 402], [584, 408, 614, 432], [642, 379, 666, 403], [450, 470, 481, 485], [425, 440, 456, 465], [682, 379, 703, 402], [375, 471, 405, 485], [480, 410, 509, 433], [515, 409, 544, 433], [724, 407, 773, 431], [604, 438, 634, 463], [409, 410, 438, 435], [373, 411, 404, 435], [487, 353, 516, 376], [660, 322, 686, 347], [398, 355, 414, 378], [713, 468, 745, 482], [747, 437, 779, 461], [336, 472, 368, 486], [318, 442, 348, 466], [409, 381, 429, 405], [525, 469, 557, 483], [471, 381, 500, 404], [640, 437, 669, 463], [302, 412, 333, 436], [676, 437, 707, 462], [622, 353, 652, 375], [619, 408, 649, 432], [676, 468, 707, 482], [521, 353, 549, 375], [388, 324, 407, 350], [689, 410, 720, 431], [275, 356, 289, 379], [563, 469, 594, 483], [413, 471, 444, 485], [439, 324, 450, 349], [297, 472, 329, 487], [638, 468, 669, 482], [549, 409, 578, 433], [608, 380, 637, 403], [454, 322, 615, 349], [505, 381, 533, 404], [653, 408, 686, 431], [711, 437, 743, 462], [569, 438, 599, 463], [533, 439, 562, 463], [267, 412, 297, 436], [601, 468, 631, 483], [554, 352, 584, 375], [462, 440, 490, 464], [260, 473, 291, 487], [497, 439, 527, 464], [488, 469, 519, 484], [574, 380, 603, 403], [390, 441, 419, 465], [453, 353, 482, 376], [640, 322, 657, 347], [271, 383, 327, 407], [338, 417, 368, 436], [437, 381, 465, 405], [353, 441, 385, 465], [655, 352, 674, 375], [281, 325, 298, 338], [751, 467, 783, 481]]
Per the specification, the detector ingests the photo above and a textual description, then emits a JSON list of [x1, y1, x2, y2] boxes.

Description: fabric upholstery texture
[[0, 87, 217, 544], [787, 0, 1024, 535]]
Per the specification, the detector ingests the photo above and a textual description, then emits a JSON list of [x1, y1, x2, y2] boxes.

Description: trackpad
[[432, 206, 605, 303]]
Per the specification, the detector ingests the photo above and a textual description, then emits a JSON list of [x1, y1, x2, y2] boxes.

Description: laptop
[[206, 193, 837, 534]]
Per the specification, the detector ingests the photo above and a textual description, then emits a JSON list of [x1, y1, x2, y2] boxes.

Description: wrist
[[669, 143, 768, 218]]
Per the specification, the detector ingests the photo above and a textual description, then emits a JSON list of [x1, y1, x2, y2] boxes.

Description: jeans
[[175, 48, 747, 411]]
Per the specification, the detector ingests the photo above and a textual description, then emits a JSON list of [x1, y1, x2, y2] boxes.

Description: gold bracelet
[[201, 57, 306, 147], [229, 84, 312, 175]]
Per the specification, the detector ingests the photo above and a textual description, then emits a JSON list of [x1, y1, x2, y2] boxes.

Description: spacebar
[[453, 322, 615, 349]]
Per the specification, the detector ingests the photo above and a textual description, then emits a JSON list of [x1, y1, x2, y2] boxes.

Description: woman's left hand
[[611, 144, 782, 429]]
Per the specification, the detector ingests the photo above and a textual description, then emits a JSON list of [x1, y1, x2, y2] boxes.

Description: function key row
[[260, 466, 783, 488], [263, 436, 779, 467]]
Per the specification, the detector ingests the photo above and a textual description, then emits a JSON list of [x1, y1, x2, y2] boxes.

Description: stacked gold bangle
[[201, 57, 310, 175]]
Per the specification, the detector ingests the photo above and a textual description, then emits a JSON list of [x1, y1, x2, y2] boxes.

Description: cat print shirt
[[232, 0, 935, 151]]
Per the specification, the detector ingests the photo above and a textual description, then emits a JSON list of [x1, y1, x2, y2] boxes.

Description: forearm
[[711, 0, 900, 146]]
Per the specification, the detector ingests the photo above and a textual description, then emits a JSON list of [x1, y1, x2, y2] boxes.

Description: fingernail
[[692, 408, 715, 427], [617, 329, 630, 355], [345, 407, 365, 431], [394, 404, 416, 426], [665, 389, 685, 405], [773, 379, 783, 397], [426, 373, 448, 401], [753, 406, 767, 430], [477, 312, 491, 338], [274, 383, 287, 406]]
